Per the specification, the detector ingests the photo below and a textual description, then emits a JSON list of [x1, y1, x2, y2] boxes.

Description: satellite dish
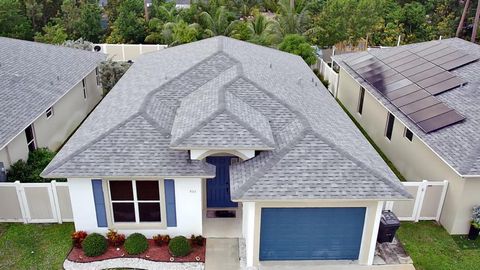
[[94, 45, 101, 52]]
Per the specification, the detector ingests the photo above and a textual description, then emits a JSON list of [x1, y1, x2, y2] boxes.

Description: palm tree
[[276, 0, 309, 36], [248, 14, 281, 45], [199, 6, 237, 36]]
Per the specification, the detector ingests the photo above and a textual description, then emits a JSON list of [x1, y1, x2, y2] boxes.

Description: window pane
[[136, 181, 159, 200], [139, 203, 161, 222], [110, 181, 133, 200], [112, 203, 135, 222], [386, 113, 395, 140]]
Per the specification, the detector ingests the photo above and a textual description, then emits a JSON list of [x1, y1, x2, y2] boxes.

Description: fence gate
[[385, 180, 448, 222], [0, 181, 73, 223]]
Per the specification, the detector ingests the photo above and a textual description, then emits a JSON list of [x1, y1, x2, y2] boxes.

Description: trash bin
[[377, 210, 400, 243]]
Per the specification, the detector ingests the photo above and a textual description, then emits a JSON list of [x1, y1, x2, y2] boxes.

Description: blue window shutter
[[164, 179, 177, 227], [91, 179, 108, 227]]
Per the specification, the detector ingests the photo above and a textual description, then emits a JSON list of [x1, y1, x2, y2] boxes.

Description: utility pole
[[472, 0, 480, 42], [456, 0, 470, 37]]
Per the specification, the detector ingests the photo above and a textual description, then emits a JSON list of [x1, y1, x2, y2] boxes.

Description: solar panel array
[[344, 42, 478, 133]]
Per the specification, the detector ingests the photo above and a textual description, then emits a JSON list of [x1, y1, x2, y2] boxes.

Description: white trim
[[436, 180, 449, 221], [367, 201, 383, 265], [51, 180, 63, 224]]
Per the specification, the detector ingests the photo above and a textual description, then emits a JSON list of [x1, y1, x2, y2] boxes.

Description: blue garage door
[[260, 207, 366, 261]]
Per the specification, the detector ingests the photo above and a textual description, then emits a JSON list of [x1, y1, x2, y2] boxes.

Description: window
[[25, 124, 36, 152], [357, 87, 365, 115], [404, 128, 413, 142], [109, 180, 162, 223], [46, 107, 54, 119], [95, 68, 101, 86], [385, 113, 395, 140], [82, 79, 87, 99]]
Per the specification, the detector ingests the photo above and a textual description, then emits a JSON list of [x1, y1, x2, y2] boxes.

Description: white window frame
[[46, 107, 54, 119], [107, 180, 166, 227], [404, 127, 414, 142], [25, 124, 37, 152], [82, 78, 87, 99], [95, 67, 101, 87]]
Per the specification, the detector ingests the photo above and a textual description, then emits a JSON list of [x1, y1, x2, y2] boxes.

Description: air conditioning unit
[[0, 162, 6, 182]]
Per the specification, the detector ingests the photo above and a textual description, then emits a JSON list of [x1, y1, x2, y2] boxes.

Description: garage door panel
[[259, 207, 366, 261]]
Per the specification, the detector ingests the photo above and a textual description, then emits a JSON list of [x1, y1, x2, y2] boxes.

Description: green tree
[[229, 20, 252, 41], [276, 0, 310, 36], [0, 0, 33, 39], [278, 34, 316, 65], [24, 0, 44, 30], [77, 2, 103, 42], [248, 13, 281, 45], [162, 20, 200, 45], [199, 6, 237, 37], [34, 23, 68, 44], [98, 59, 132, 94], [107, 0, 146, 43]]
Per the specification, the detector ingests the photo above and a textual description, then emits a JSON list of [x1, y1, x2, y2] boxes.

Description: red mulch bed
[[68, 239, 206, 263]]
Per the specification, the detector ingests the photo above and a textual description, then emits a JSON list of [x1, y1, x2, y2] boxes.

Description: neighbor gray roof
[[0, 38, 106, 150], [42, 37, 410, 200], [333, 38, 480, 176]]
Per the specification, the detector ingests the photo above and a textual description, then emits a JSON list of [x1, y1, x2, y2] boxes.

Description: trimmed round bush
[[124, 233, 148, 255], [82, 233, 108, 257], [168, 236, 191, 257]]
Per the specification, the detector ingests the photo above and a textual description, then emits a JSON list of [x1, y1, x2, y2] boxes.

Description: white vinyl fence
[[318, 59, 339, 96], [385, 180, 448, 222], [94, 44, 168, 62], [0, 181, 73, 224]]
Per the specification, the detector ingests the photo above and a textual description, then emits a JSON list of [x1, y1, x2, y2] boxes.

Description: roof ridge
[[224, 92, 275, 147], [41, 113, 144, 177], [169, 68, 242, 147], [231, 128, 309, 199], [308, 129, 412, 198]]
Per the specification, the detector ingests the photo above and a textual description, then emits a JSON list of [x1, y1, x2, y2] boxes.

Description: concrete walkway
[[205, 238, 240, 270]]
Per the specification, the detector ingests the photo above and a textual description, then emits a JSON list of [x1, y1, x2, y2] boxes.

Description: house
[[41, 37, 410, 268], [0, 38, 106, 174], [330, 38, 480, 235]]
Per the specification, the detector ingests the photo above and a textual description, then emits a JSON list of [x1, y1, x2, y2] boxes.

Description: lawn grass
[[335, 99, 406, 181], [397, 221, 480, 270], [0, 223, 74, 270]]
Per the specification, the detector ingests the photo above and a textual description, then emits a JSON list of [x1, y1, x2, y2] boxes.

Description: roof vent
[[57, 76, 60, 81], [269, 63, 272, 68], [297, 78, 302, 86]]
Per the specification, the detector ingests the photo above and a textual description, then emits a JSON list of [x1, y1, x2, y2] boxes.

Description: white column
[[367, 201, 384, 265]]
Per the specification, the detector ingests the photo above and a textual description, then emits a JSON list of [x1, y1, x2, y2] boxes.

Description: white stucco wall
[[335, 67, 479, 234], [242, 200, 383, 267], [68, 177, 203, 238], [0, 69, 101, 170]]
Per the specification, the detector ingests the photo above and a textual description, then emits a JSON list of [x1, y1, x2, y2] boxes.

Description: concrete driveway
[[205, 238, 240, 270]]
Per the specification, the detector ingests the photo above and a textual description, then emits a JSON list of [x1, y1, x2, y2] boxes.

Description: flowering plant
[[472, 205, 480, 229], [71, 231, 88, 248], [153, 234, 170, 246], [107, 229, 125, 247]]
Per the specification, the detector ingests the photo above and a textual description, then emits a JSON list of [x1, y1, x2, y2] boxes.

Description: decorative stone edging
[[64, 258, 204, 270]]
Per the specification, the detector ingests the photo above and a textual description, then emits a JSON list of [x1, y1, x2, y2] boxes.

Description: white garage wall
[[68, 177, 203, 237]]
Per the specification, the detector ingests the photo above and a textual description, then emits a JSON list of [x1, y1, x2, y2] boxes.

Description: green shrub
[[7, 148, 64, 183], [82, 233, 108, 257], [169, 236, 191, 257], [124, 233, 148, 255]]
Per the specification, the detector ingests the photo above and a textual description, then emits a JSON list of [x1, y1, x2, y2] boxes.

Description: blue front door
[[259, 207, 366, 261], [206, 156, 238, 208]]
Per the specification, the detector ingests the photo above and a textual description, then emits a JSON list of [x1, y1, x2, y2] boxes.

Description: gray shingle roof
[[0, 37, 105, 149], [333, 38, 480, 176], [42, 36, 410, 200]]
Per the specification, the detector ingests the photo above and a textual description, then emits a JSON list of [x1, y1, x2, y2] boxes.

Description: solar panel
[[399, 96, 440, 115], [424, 77, 465, 95], [386, 84, 421, 100], [343, 43, 473, 133], [408, 103, 453, 123], [417, 110, 465, 133], [440, 54, 479, 70]]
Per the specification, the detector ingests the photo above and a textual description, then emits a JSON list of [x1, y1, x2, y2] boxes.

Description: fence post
[[414, 180, 428, 222], [122, 44, 126, 61], [436, 180, 449, 222], [139, 43, 143, 55], [51, 180, 63, 224], [14, 181, 29, 224]]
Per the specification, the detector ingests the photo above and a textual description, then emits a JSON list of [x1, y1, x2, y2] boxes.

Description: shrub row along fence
[[94, 44, 168, 62], [0, 181, 72, 223], [0, 180, 446, 224]]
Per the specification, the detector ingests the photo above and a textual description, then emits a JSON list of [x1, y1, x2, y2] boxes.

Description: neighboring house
[[42, 37, 410, 268], [0, 38, 106, 172], [331, 38, 480, 235]]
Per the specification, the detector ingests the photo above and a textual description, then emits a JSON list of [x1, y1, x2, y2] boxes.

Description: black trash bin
[[377, 210, 400, 243]]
